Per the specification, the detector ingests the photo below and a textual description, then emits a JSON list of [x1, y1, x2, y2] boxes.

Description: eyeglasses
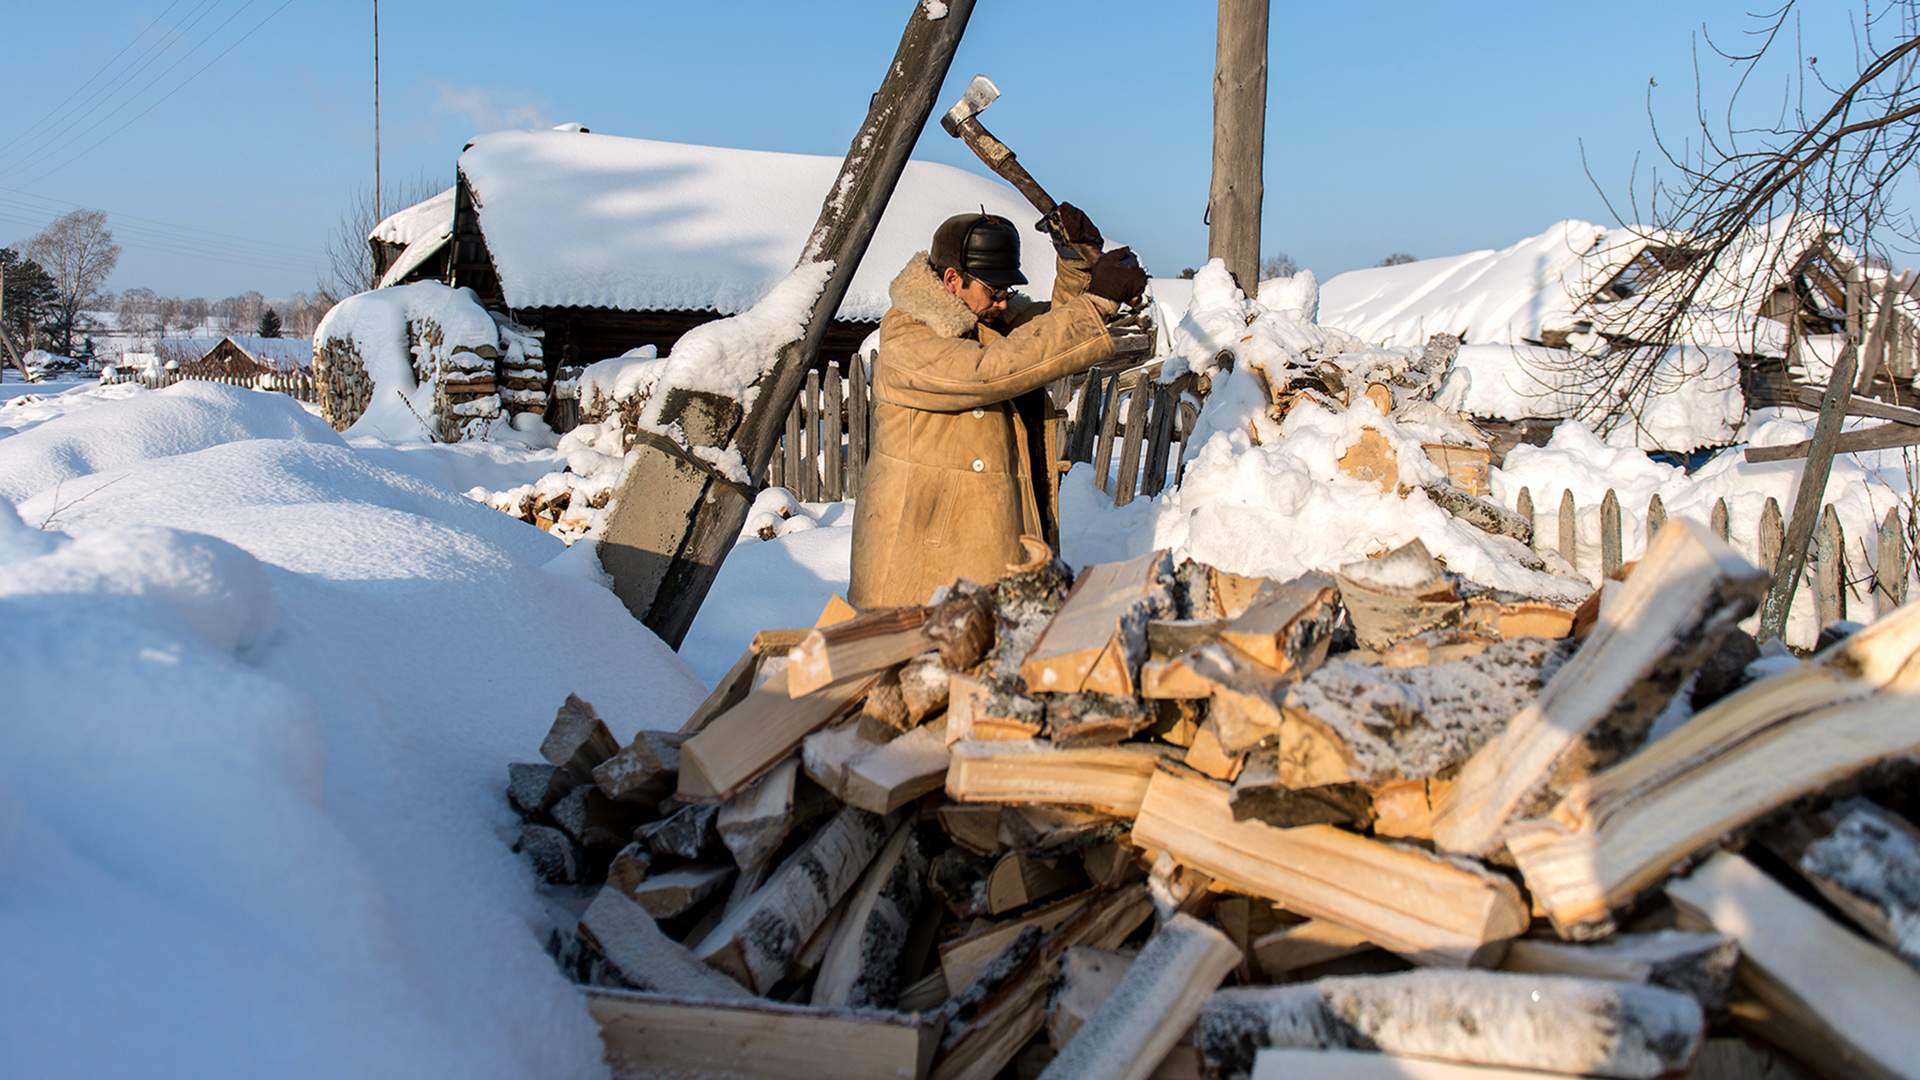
[[964, 274, 1011, 304]]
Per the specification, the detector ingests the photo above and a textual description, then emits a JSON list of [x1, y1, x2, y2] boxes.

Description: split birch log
[[1505, 602, 1920, 938], [1044, 692, 1154, 745], [945, 740, 1171, 817], [1020, 549, 1170, 696], [1132, 766, 1528, 966], [984, 850, 1081, 915], [843, 717, 951, 814], [814, 821, 927, 1009], [635, 802, 721, 860], [1334, 539, 1464, 650], [931, 884, 1154, 1080], [1040, 914, 1239, 1080], [694, 807, 895, 993], [939, 890, 1095, 997], [1432, 521, 1767, 857], [1183, 718, 1245, 782], [1423, 482, 1535, 545], [802, 717, 891, 801], [624, 864, 734, 919], [924, 581, 996, 669], [587, 988, 940, 1080], [542, 693, 621, 784], [1666, 852, 1920, 1080], [1790, 802, 1920, 969], [1179, 641, 1295, 753], [591, 730, 686, 804], [715, 757, 799, 871], [1213, 572, 1339, 673], [1048, 947, 1139, 1046], [678, 657, 879, 801], [1194, 970, 1703, 1079], [1231, 749, 1371, 827], [787, 604, 933, 697], [506, 761, 566, 818], [604, 842, 651, 900], [578, 888, 753, 1000], [1251, 918, 1376, 981], [937, 803, 1004, 855], [1499, 930, 1738, 1011], [897, 652, 951, 724], [1249, 1050, 1615, 1080], [1686, 1039, 1813, 1080]]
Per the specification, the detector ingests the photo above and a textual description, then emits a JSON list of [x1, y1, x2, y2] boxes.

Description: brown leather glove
[[1040, 202, 1103, 249], [1087, 247, 1147, 304]]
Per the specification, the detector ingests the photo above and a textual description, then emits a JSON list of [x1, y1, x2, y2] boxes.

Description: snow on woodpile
[[1137, 261, 1589, 604], [456, 127, 1056, 319], [312, 281, 503, 442], [1318, 220, 1610, 348]]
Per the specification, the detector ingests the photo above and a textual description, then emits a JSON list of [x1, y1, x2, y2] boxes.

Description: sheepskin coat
[[848, 251, 1115, 609]]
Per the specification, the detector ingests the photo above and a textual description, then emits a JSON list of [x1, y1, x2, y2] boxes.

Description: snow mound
[[1452, 342, 1745, 451], [0, 380, 341, 502], [2, 403, 709, 1076]]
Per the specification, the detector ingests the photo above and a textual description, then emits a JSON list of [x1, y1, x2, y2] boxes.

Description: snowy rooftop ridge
[[454, 128, 1057, 320], [369, 187, 455, 247]]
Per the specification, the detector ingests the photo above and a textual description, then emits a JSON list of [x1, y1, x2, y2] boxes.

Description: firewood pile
[[505, 521, 1920, 1080]]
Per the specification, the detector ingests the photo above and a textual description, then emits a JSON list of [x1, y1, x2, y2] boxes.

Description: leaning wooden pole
[[1757, 341, 1857, 642], [598, 0, 976, 647], [1207, 0, 1268, 291]]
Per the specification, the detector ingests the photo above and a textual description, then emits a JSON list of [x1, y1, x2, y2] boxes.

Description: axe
[[941, 75, 1103, 264]]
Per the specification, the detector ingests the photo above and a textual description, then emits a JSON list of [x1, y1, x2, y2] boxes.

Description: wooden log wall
[[1509, 483, 1915, 630]]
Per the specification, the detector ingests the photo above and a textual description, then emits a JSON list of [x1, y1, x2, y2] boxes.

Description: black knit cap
[[930, 212, 1028, 288]]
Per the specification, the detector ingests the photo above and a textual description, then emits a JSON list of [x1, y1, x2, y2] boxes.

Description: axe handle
[[956, 117, 1105, 264]]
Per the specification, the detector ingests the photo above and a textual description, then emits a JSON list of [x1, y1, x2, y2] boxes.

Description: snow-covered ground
[[1, 378, 702, 1078]]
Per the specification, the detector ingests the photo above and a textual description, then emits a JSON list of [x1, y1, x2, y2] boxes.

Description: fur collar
[[888, 252, 980, 340]]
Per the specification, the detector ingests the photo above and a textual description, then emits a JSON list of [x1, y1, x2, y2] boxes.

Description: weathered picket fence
[[101, 366, 318, 404], [756, 352, 1199, 506], [1511, 484, 1916, 625]]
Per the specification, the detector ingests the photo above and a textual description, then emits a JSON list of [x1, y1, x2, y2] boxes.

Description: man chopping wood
[[849, 206, 1147, 608]]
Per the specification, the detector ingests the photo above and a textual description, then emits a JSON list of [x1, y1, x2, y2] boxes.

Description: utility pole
[[373, 0, 382, 222], [1207, 0, 1268, 292]]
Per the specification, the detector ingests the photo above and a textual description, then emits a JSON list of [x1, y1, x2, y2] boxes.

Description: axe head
[[940, 75, 1000, 136]]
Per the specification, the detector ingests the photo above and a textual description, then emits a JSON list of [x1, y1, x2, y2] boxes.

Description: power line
[[0, 188, 320, 262], [0, 203, 319, 275], [2, 0, 246, 180], [21, 0, 298, 186], [0, 0, 187, 159]]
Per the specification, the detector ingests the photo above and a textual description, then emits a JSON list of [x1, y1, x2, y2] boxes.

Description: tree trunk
[[598, 0, 977, 647], [1207, 0, 1269, 291]]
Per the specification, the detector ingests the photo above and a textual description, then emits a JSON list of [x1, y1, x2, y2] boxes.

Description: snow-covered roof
[[369, 187, 455, 247], [1317, 220, 1610, 348], [455, 128, 1058, 320], [160, 335, 313, 367]]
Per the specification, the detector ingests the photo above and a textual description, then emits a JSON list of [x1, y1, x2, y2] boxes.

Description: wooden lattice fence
[[100, 365, 318, 403]]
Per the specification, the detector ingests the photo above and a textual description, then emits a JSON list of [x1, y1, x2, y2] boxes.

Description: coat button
[[971, 459, 985, 472], [971, 408, 985, 418]]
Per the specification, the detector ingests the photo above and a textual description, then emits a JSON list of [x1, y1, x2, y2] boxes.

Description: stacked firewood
[[506, 522, 1920, 1080]]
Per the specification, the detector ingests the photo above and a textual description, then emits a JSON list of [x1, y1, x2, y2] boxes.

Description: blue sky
[[0, 1, 1878, 298]]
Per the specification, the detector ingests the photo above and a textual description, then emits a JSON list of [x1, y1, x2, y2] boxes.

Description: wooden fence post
[[783, 396, 801, 495], [1092, 372, 1123, 494], [823, 363, 844, 502], [1814, 504, 1847, 627], [1645, 493, 1666, 545], [1207, 0, 1268, 291], [1600, 488, 1622, 579], [1758, 497, 1784, 575], [1710, 497, 1730, 541], [847, 353, 868, 499], [1875, 507, 1910, 615], [1070, 368, 1106, 464], [1113, 377, 1150, 507], [1557, 489, 1577, 567], [1760, 341, 1858, 642], [1516, 487, 1533, 547], [1142, 378, 1179, 497]]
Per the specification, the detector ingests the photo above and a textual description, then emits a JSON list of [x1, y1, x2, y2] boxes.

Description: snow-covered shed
[[377, 126, 1058, 371]]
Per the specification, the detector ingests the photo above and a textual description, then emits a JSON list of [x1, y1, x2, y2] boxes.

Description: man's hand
[[1040, 203, 1103, 250], [1088, 247, 1147, 304]]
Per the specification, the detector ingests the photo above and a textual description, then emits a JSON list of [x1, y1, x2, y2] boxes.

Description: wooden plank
[[1667, 852, 1919, 1080], [1813, 503, 1847, 627], [1600, 488, 1623, 578], [1854, 271, 1907, 394], [946, 740, 1170, 817], [1197, 971, 1702, 1079], [1515, 486, 1534, 546], [1793, 384, 1920, 425], [783, 389, 802, 495], [678, 657, 877, 801], [801, 367, 822, 501], [587, 988, 938, 1080], [1132, 766, 1529, 966], [578, 888, 753, 999], [1020, 550, 1168, 696], [787, 603, 932, 697], [1558, 488, 1577, 565], [694, 807, 894, 993], [1747, 417, 1920, 463], [1710, 496, 1730, 541], [1040, 914, 1238, 1080], [823, 362, 844, 501], [1505, 603, 1920, 938], [1092, 369, 1124, 493], [1113, 376, 1151, 506], [1758, 496, 1785, 576], [1756, 341, 1856, 641], [1431, 520, 1767, 857], [1249, 1050, 1626, 1080], [1069, 368, 1105, 463], [1875, 507, 1910, 614], [1141, 378, 1180, 497], [1644, 493, 1667, 546]]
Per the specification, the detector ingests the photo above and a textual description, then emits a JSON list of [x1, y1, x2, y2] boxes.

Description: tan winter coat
[[848, 251, 1116, 609]]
